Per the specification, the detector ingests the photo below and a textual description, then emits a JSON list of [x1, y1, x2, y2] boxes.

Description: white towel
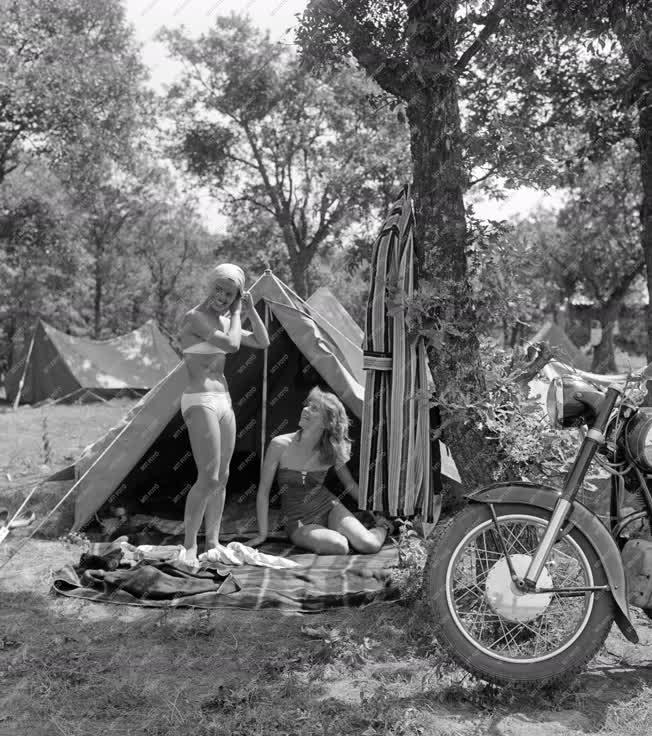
[[198, 542, 300, 569]]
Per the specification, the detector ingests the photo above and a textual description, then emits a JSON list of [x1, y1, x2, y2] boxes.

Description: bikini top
[[183, 341, 226, 355]]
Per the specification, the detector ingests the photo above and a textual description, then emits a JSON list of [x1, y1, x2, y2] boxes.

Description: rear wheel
[[423, 503, 615, 687]]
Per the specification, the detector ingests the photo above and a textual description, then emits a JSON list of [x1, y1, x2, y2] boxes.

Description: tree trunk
[[94, 239, 104, 339], [611, 14, 652, 361], [640, 86, 652, 365], [406, 2, 494, 493], [132, 296, 142, 330], [592, 302, 619, 373], [288, 250, 311, 298]]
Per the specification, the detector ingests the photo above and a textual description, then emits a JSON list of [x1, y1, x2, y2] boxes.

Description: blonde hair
[[303, 386, 352, 466]]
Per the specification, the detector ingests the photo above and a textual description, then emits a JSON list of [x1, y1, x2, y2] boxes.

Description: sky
[[123, 0, 565, 228], [124, 0, 307, 89]]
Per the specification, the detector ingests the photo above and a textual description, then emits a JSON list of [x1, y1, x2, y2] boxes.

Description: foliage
[[388, 520, 429, 603], [460, 2, 634, 195], [58, 530, 90, 550], [508, 140, 644, 370], [0, 0, 147, 184], [0, 0, 158, 363], [162, 14, 411, 297], [476, 342, 578, 484], [0, 159, 89, 370]]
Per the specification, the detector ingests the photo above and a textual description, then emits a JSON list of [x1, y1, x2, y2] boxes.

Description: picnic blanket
[[51, 540, 401, 611]]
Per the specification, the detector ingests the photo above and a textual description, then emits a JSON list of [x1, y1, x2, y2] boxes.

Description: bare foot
[[180, 546, 199, 568]]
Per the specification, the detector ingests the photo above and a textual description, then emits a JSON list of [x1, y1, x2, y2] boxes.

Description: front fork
[[502, 385, 622, 591]]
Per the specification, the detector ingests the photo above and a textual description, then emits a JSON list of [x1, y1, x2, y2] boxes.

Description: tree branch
[[455, 0, 510, 72], [467, 163, 501, 187], [226, 193, 277, 217], [311, 0, 412, 99], [606, 259, 645, 307]]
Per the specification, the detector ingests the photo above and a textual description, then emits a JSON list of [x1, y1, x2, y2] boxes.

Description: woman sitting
[[249, 387, 389, 555]]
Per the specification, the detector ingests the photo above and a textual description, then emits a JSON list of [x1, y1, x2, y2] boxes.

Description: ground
[[1, 400, 652, 736]]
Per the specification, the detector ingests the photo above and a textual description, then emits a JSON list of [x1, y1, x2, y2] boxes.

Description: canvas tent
[[5, 319, 180, 405], [531, 322, 591, 371], [307, 287, 364, 348], [53, 271, 364, 533]]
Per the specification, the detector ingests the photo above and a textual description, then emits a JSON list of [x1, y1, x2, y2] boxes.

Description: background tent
[[531, 321, 591, 371], [59, 271, 364, 535], [307, 287, 364, 347], [5, 319, 180, 405]]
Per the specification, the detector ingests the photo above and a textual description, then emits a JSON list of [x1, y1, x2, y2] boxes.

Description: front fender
[[467, 482, 638, 644]]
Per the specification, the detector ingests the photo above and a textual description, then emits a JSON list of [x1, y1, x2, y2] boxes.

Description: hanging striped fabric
[[359, 186, 438, 522]]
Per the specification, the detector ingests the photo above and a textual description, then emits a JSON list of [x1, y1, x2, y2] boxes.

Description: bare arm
[[334, 463, 360, 506], [184, 304, 242, 353], [249, 439, 284, 545], [240, 292, 270, 350]]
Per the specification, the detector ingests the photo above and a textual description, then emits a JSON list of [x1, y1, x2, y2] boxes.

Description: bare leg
[[328, 503, 387, 554], [183, 406, 222, 564], [289, 523, 350, 555], [204, 407, 236, 550]]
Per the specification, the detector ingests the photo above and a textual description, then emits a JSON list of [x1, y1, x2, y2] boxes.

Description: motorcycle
[[423, 359, 652, 687]]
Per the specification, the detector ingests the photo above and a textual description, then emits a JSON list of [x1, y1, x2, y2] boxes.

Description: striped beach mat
[[51, 540, 400, 612], [359, 186, 438, 522]]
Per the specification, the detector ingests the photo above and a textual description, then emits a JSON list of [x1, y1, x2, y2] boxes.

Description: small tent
[[306, 287, 364, 348], [56, 271, 364, 533], [5, 319, 180, 405], [531, 322, 591, 371]]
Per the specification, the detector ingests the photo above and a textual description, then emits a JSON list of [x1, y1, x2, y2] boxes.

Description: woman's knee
[[196, 475, 226, 496], [350, 535, 383, 554], [321, 533, 349, 555], [292, 530, 349, 555]]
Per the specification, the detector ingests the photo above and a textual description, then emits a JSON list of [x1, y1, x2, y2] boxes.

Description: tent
[[4, 319, 180, 405], [307, 287, 364, 348], [531, 322, 591, 371], [55, 271, 364, 533]]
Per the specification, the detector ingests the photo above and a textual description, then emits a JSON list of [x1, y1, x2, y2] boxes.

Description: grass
[[1, 400, 652, 735], [0, 398, 134, 533]]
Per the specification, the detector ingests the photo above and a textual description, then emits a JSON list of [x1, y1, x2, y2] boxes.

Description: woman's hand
[[241, 291, 254, 316], [229, 295, 242, 315]]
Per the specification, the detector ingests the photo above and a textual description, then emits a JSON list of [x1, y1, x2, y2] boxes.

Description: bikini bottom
[[180, 391, 232, 420]]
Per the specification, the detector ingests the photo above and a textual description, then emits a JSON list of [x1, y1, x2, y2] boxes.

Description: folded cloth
[[199, 542, 301, 569], [73, 561, 239, 605]]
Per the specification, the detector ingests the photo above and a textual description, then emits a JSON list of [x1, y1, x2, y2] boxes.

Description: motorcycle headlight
[[625, 408, 652, 471], [546, 377, 564, 427]]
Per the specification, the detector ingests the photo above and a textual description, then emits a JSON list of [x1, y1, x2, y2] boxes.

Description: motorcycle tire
[[423, 502, 616, 688]]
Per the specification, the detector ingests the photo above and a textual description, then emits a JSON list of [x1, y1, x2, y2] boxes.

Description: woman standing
[[179, 263, 269, 565]]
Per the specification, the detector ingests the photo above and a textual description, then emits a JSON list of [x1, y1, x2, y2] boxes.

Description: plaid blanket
[[51, 540, 400, 612]]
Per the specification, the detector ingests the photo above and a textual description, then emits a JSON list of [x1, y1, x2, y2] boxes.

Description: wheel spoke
[[447, 513, 595, 664]]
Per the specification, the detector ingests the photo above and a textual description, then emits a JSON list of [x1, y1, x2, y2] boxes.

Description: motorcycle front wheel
[[423, 503, 615, 687]]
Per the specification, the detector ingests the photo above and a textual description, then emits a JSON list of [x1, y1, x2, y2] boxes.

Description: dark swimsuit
[[276, 467, 340, 533]]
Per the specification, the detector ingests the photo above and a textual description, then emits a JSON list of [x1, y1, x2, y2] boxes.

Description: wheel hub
[[485, 554, 553, 623]]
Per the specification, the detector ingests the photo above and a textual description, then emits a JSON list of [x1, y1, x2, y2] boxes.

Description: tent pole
[[260, 301, 270, 478], [12, 320, 38, 411]]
